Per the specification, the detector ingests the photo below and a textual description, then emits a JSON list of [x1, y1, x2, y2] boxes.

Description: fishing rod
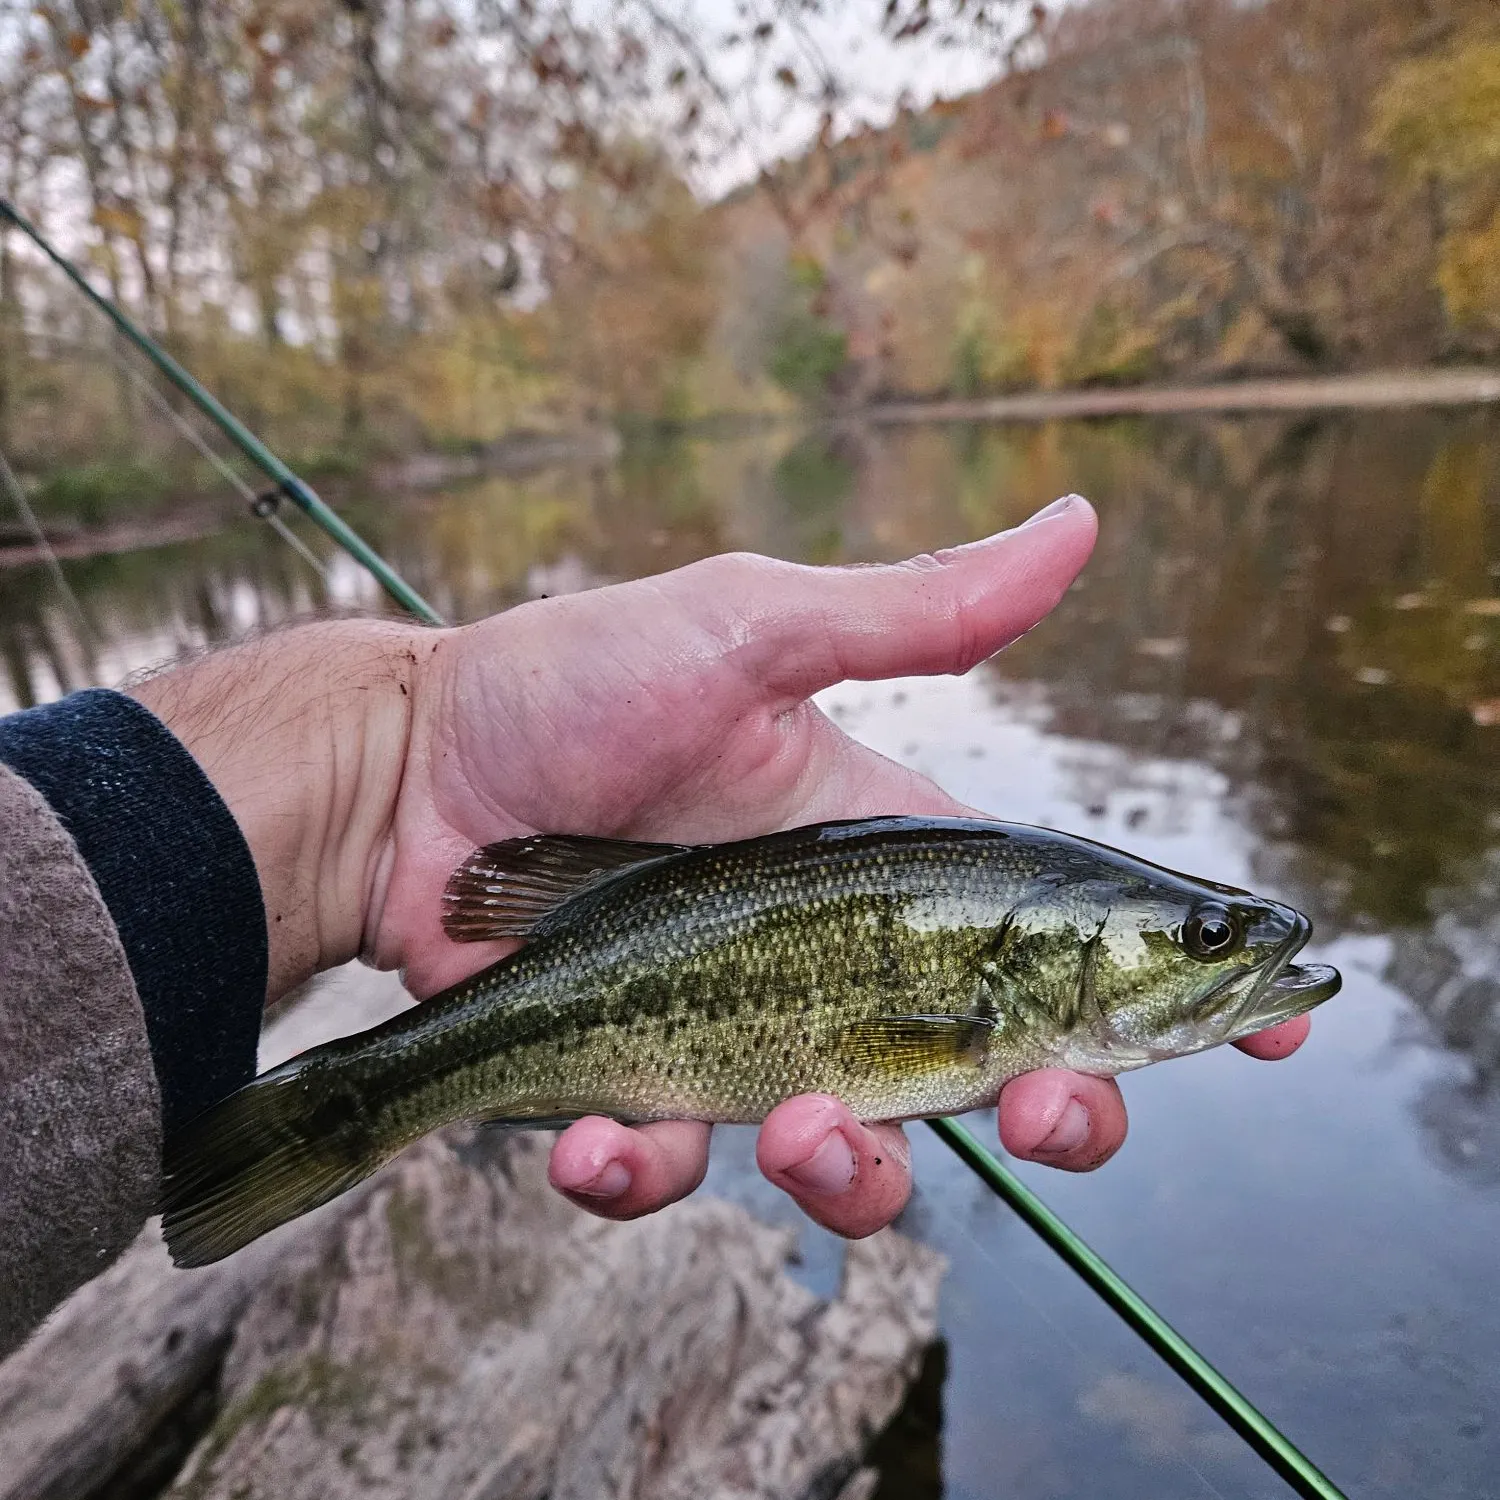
[[932, 1117, 1346, 1499], [3, 195, 1347, 1500], [0, 199, 440, 626]]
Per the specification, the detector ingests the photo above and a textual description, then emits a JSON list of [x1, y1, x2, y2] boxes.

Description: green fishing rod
[[931, 1116, 1346, 1499], [0, 198, 442, 627], [6, 195, 1347, 1500]]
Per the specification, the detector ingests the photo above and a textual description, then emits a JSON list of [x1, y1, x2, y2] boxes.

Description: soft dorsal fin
[[442, 833, 695, 942]]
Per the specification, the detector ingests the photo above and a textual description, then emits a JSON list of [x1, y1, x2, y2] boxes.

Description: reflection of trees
[[973, 409, 1500, 935], [1389, 850, 1500, 1186], [915, 407, 1500, 1182], [0, 522, 327, 711], [7, 409, 1500, 1178], [0, 445, 744, 705]]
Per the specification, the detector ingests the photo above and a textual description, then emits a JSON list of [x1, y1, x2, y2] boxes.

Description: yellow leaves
[[1369, 27, 1500, 341], [1369, 37, 1500, 185], [93, 204, 144, 240], [1438, 209, 1500, 334], [1038, 108, 1069, 142]]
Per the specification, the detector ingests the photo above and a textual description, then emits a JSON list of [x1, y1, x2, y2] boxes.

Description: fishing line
[[0, 442, 94, 643], [97, 335, 331, 581], [1, 193, 1350, 1500], [910, 1133, 1236, 1500], [0, 199, 440, 626]]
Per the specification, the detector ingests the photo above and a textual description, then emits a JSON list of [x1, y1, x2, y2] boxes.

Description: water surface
[[4, 408, 1499, 1499]]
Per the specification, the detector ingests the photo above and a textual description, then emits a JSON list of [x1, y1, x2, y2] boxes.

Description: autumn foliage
[[0, 0, 1495, 477]]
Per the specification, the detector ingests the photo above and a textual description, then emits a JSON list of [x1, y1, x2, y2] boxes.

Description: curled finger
[[1232, 1013, 1311, 1060], [548, 1116, 711, 1220], [757, 1094, 912, 1239], [998, 1069, 1128, 1173]]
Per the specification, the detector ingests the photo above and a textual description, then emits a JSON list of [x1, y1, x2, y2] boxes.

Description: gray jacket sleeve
[[0, 763, 162, 1358]]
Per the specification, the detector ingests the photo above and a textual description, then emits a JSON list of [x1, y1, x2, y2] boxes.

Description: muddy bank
[[863, 366, 1500, 425], [0, 505, 230, 569], [367, 425, 622, 491], [0, 425, 623, 570]]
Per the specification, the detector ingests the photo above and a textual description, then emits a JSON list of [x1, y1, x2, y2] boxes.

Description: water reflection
[[4, 407, 1500, 1497], [1391, 846, 1500, 1186], [5, 409, 1500, 1057]]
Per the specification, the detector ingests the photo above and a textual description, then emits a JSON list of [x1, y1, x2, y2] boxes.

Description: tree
[[1370, 21, 1500, 354]]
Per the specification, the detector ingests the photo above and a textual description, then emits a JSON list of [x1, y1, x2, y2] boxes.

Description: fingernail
[[572, 1158, 631, 1198], [1020, 494, 1083, 528], [1035, 1098, 1090, 1156], [784, 1129, 857, 1196]]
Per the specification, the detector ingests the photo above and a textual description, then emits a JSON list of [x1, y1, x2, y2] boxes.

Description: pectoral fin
[[835, 1015, 994, 1076]]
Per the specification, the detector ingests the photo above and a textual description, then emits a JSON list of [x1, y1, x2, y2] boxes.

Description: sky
[[593, 0, 1024, 195]]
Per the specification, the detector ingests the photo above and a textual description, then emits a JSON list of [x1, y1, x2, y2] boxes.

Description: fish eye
[[1182, 905, 1243, 961]]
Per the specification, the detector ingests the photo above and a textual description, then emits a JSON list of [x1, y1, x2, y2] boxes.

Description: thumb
[[681, 495, 1096, 703]]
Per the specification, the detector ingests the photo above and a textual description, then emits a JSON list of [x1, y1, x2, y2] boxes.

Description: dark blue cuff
[[0, 688, 266, 1134]]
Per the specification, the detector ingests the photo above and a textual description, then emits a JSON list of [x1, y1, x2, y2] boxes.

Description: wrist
[[129, 619, 426, 999]]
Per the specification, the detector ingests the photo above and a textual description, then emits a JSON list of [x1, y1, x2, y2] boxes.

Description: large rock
[[0, 1128, 944, 1500]]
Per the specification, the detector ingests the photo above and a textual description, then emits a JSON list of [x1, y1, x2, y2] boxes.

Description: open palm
[[371, 497, 1309, 1238]]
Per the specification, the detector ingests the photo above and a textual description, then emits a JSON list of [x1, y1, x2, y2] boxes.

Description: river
[[3, 407, 1499, 1499]]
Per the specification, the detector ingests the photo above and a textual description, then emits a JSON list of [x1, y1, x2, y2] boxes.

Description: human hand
[[138, 494, 1308, 1240], [363, 493, 1309, 1237]]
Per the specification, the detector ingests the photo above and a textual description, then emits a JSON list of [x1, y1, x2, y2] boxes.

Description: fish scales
[[359, 825, 1049, 1134], [159, 816, 1341, 1265]]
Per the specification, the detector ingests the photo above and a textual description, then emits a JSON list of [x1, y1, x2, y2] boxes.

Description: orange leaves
[[92, 204, 143, 240]]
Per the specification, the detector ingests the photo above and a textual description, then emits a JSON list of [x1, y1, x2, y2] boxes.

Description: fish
[[160, 816, 1340, 1267]]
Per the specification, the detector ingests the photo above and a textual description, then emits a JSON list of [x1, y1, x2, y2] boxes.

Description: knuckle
[[689, 549, 782, 591]]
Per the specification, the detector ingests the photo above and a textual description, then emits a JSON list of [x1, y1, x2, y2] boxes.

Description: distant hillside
[[4, 0, 1496, 478], [694, 0, 1500, 411]]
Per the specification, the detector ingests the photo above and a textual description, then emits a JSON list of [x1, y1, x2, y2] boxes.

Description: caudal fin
[[160, 1071, 384, 1268]]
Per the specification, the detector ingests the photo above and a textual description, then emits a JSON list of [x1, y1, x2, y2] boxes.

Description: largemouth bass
[[161, 816, 1339, 1266]]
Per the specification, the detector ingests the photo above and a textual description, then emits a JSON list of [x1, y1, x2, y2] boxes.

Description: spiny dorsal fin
[[442, 833, 695, 942], [835, 1015, 995, 1075]]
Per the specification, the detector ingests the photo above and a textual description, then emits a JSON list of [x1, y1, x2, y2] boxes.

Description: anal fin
[[442, 833, 694, 941]]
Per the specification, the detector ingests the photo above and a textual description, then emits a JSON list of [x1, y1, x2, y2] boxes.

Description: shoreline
[[5, 367, 1496, 570], [0, 507, 226, 570], [859, 367, 1500, 425]]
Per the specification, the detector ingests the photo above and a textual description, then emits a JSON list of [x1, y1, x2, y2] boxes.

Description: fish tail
[[160, 1069, 385, 1268]]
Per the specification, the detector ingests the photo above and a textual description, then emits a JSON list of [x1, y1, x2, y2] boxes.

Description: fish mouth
[[1218, 909, 1342, 1044]]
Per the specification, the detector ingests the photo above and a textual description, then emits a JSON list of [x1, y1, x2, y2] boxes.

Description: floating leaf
[[1135, 637, 1185, 659], [1040, 108, 1070, 141]]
